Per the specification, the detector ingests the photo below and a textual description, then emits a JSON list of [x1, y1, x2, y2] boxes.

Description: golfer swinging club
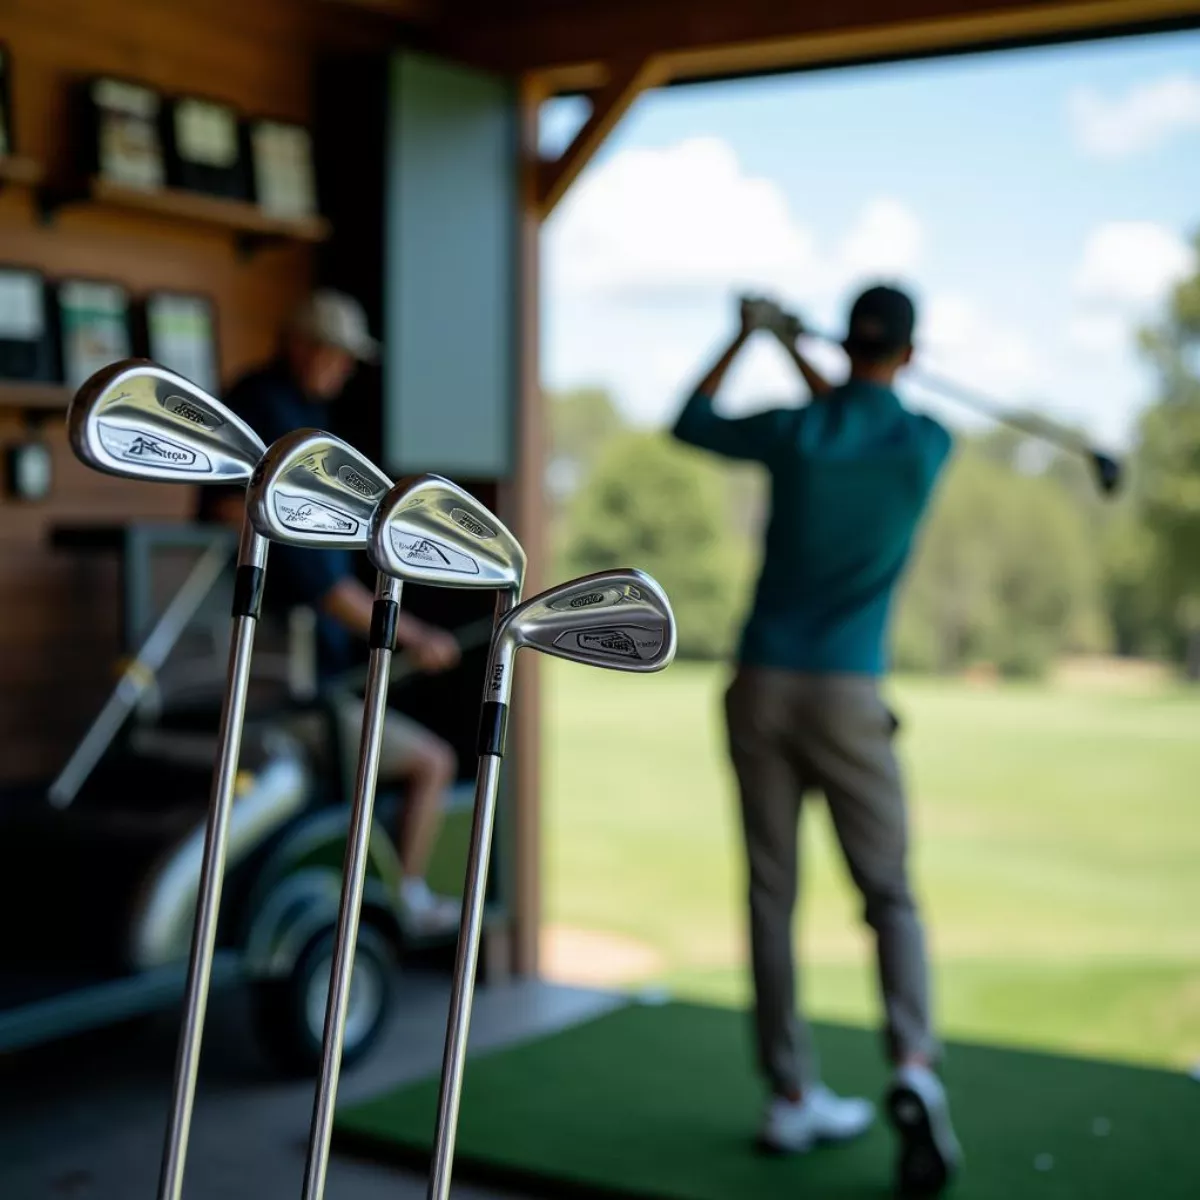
[[671, 284, 961, 1195]]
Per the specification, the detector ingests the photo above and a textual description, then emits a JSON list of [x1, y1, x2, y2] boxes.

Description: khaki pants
[[724, 666, 937, 1096]]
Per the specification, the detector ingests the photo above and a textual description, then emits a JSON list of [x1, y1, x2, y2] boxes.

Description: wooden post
[[506, 71, 549, 977]]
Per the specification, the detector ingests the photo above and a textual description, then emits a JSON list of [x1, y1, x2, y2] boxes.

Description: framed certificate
[[82, 76, 166, 191], [55, 279, 132, 390], [0, 266, 56, 383], [139, 291, 219, 396], [164, 94, 251, 200], [249, 118, 317, 219], [0, 43, 12, 159]]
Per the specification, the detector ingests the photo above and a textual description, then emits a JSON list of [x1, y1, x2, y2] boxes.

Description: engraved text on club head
[[338, 464, 383, 499], [450, 507, 496, 540], [97, 422, 210, 473], [161, 393, 222, 429], [555, 624, 665, 661], [273, 492, 359, 536], [548, 587, 621, 612], [389, 529, 480, 575]]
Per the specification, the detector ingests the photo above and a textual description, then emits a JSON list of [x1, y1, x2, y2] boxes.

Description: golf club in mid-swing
[[424, 568, 678, 1200], [66, 359, 269, 1200], [289, 471, 527, 1200], [749, 298, 1124, 497]]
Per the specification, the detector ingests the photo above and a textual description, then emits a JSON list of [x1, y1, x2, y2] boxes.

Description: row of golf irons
[[65, 359, 679, 1200]]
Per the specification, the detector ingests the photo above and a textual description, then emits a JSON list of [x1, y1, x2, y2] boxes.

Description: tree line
[[551, 234, 1200, 679]]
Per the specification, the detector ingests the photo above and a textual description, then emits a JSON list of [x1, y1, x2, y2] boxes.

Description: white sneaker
[[759, 1084, 875, 1154], [887, 1065, 962, 1196], [397, 877, 460, 936]]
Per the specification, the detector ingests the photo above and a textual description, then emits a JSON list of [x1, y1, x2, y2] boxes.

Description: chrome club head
[[367, 474, 526, 593], [245, 428, 391, 548], [486, 568, 676, 706], [67, 359, 265, 483]]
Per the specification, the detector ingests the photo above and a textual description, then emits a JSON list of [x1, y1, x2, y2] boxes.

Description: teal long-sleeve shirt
[[672, 380, 953, 676]]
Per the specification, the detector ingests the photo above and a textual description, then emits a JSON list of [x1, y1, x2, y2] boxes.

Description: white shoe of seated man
[[759, 1083, 876, 1154], [397, 876, 460, 936]]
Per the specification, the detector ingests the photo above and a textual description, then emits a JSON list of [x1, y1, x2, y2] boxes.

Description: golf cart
[[0, 521, 490, 1075]]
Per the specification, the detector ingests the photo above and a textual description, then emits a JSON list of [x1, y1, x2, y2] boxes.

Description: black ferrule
[[370, 599, 399, 651], [232, 565, 265, 619], [476, 701, 509, 758]]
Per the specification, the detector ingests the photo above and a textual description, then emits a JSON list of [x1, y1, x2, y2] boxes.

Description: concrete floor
[[0, 971, 623, 1200]]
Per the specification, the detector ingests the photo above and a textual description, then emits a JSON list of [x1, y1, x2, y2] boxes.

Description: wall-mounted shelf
[[0, 155, 44, 190], [37, 177, 332, 260], [0, 381, 72, 414]]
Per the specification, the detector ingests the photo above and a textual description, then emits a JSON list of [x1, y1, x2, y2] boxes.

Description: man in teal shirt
[[673, 285, 960, 1196]]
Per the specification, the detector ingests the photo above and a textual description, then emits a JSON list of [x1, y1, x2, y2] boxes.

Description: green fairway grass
[[543, 660, 1200, 1069]]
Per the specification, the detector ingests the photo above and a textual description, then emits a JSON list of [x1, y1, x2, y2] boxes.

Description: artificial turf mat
[[334, 999, 1199, 1199]]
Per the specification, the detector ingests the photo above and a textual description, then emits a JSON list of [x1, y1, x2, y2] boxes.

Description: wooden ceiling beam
[[536, 54, 667, 219], [442, 0, 1200, 85]]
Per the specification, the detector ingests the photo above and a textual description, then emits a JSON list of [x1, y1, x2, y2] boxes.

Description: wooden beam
[[316, 0, 439, 22], [537, 54, 666, 218], [441, 0, 1200, 85], [506, 71, 550, 977]]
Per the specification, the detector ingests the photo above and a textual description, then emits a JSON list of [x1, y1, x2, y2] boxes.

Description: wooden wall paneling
[[0, 0, 344, 785]]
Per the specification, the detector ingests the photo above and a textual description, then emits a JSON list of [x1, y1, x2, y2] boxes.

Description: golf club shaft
[[157, 522, 269, 1200], [301, 573, 403, 1200], [427, 749, 503, 1200], [427, 590, 517, 1200]]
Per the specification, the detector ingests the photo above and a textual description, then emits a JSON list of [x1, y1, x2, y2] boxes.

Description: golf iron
[[424, 568, 677, 1200], [266, 465, 527, 1200], [66, 359, 269, 1200]]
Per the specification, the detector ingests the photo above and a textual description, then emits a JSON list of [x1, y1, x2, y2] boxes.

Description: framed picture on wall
[[164, 93, 252, 200], [55, 278, 132, 390], [80, 76, 167, 191], [0, 43, 13, 158], [0, 266, 56, 383], [138, 291, 219, 396], [248, 118, 317, 219]]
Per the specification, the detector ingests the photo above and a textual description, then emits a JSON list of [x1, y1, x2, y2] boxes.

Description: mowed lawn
[[542, 660, 1200, 1069]]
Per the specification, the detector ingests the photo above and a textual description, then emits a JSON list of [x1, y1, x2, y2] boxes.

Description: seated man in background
[[198, 288, 461, 936], [672, 287, 960, 1196]]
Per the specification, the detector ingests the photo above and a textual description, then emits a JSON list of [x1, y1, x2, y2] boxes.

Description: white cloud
[[1068, 73, 1200, 158], [839, 198, 924, 278], [1073, 221, 1192, 309]]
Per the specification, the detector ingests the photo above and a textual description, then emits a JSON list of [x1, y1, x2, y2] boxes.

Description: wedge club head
[[487, 569, 676, 709], [245, 428, 392, 548], [367, 474, 526, 593], [67, 359, 265, 483]]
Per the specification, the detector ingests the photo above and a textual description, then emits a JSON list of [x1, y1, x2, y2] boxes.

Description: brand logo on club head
[[273, 492, 359, 536], [162, 393, 221, 429], [568, 591, 606, 609], [338, 464, 381, 499], [389, 530, 481, 576], [96, 422, 210, 473], [562, 624, 664, 661], [450, 508, 496, 540], [489, 662, 505, 696]]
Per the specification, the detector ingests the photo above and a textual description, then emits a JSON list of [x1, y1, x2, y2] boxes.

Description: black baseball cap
[[843, 285, 916, 356]]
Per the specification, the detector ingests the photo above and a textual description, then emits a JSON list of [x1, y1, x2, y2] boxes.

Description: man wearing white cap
[[199, 288, 462, 935]]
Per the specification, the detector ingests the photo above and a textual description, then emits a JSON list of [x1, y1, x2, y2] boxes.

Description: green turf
[[544, 662, 1200, 1068], [334, 1000, 1200, 1199]]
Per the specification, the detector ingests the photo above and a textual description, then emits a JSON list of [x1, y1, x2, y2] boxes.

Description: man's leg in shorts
[[331, 695, 458, 927], [724, 667, 815, 1099], [795, 677, 936, 1068]]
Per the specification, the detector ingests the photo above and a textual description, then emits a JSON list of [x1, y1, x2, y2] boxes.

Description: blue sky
[[541, 29, 1200, 448]]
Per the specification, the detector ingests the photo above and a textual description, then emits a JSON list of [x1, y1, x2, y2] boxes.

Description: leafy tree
[[559, 431, 746, 659], [1134, 232, 1200, 676]]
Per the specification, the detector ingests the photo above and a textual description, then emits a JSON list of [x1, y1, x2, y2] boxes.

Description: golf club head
[[245, 428, 391, 548], [498, 568, 676, 678], [1090, 451, 1123, 497], [67, 359, 265, 483], [367, 474, 526, 592]]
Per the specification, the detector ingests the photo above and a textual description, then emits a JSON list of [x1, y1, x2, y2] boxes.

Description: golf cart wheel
[[251, 925, 396, 1077]]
